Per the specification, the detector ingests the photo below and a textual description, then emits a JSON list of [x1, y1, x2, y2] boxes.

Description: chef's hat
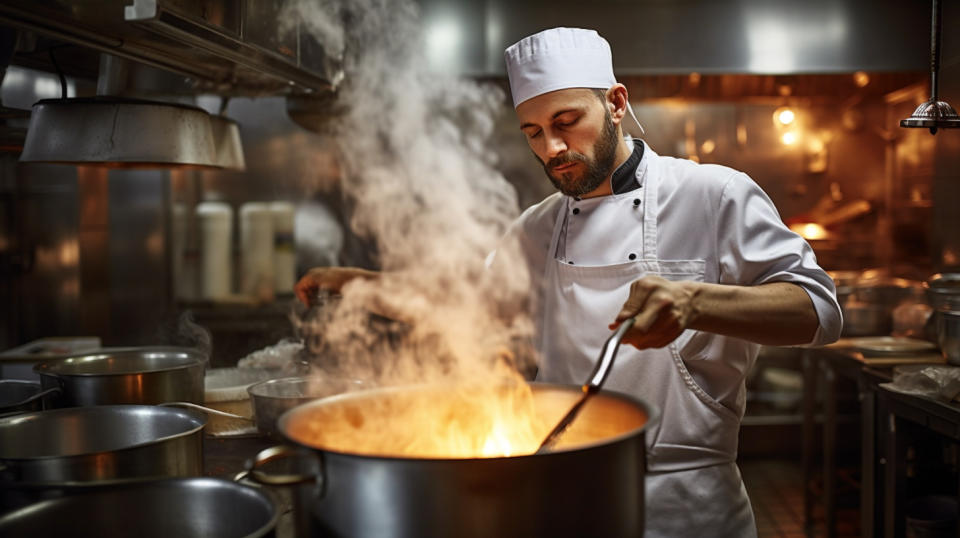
[[504, 28, 616, 108], [504, 27, 644, 133]]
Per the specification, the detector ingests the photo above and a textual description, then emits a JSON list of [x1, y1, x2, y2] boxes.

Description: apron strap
[[639, 150, 658, 261]]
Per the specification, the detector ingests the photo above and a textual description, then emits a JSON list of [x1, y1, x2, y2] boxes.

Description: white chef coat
[[499, 139, 841, 537]]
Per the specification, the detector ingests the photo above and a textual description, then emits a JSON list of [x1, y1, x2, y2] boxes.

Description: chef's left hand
[[609, 275, 697, 349]]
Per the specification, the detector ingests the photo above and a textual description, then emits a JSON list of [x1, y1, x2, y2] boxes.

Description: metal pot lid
[[19, 97, 222, 168]]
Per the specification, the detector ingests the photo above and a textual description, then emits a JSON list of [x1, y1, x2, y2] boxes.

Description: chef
[[496, 27, 842, 537], [296, 26, 842, 538]]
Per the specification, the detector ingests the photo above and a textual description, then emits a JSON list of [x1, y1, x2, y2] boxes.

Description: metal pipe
[[930, 0, 941, 101]]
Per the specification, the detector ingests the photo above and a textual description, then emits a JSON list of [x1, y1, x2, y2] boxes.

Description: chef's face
[[517, 88, 619, 197]]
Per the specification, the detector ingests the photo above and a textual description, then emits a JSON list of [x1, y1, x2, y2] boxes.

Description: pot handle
[[238, 445, 323, 488], [158, 401, 253, 421], [0, 386, 61, 413]]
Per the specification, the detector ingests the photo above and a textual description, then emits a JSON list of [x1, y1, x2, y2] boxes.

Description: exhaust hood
[[0, 0, 342, 95]]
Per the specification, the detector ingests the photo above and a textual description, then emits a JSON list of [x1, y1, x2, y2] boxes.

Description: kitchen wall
[[2, 0, 959, 353]]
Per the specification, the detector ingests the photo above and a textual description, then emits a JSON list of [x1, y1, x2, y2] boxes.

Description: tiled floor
[[740, 459, 860, 538]]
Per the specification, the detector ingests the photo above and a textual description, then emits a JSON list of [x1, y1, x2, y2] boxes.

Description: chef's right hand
[[294, 266, 380, 306]]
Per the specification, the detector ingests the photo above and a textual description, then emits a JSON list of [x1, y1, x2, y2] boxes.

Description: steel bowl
[[0, 477, 277, 538], [247, 376, 366, 438], [34, 346, 205, 407]]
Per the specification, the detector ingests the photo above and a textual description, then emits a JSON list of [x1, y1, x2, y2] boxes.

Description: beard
[[542, 110, 619, 197]]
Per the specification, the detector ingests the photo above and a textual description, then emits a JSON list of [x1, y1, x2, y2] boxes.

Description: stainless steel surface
[[537, 318, 634, 453], [20, 97, 220, 167], [247, 376, 365, 438], [0, 405, 205, 486], [938, 310, 960, 365], [900, 0, 960, 134], [478, 0, 930, 75], [254, 383, 655, 538], [0, 477, 278, 538], [0, 0, 339, 94], [34, 347, 205, 407]]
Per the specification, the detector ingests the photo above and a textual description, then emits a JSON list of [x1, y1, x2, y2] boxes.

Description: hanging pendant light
[[900, 0, 960, 135], [19, 53, 243, 168], [19, 96, 221, 168]]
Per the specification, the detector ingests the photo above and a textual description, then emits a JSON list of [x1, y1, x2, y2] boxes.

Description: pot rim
[[247, 375, 368, 401], [277, 381, 660, 462], [0, 404, 206, 462], [33, 346, 206, 377]]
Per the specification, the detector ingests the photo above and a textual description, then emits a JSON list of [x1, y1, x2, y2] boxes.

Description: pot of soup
[[246, 382, 656, 538]]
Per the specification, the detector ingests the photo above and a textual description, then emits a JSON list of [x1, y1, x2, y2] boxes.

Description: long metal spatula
[[535, 317, 635, 454]]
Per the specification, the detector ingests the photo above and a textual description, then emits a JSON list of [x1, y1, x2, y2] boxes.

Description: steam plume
[[282, 0, 534, 385]]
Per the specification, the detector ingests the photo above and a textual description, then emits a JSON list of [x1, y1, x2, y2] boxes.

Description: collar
[[610, 138, 644, 194]]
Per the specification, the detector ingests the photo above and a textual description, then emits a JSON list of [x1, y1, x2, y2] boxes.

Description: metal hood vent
[[0, 0, 342, 95]]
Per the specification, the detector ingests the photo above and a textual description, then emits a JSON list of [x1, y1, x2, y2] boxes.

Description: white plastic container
[[196, 202, 233, 300], [270, 201, 296, 295], [239, 202, 274, 298]]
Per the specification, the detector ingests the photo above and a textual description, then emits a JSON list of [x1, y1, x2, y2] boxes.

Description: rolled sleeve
[[716, 173, 842, 346]]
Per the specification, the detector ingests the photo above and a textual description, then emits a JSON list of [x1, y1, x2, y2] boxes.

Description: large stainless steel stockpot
[[34, 346, 205, 406], [0, 477, 278, 538], [250, 382, 657, 538], [0, 405, 205, 508]]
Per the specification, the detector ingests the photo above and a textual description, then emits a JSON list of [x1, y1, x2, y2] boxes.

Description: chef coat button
[[568, 261, 574, 265], [628, 253, 637, 260], [633, 199, 641, 206], [572, 208, 580, 215]]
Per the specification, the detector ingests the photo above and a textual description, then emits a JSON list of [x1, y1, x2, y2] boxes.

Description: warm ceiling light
[[853, 71, 870, 88], [700, 139, 716, 154], [774, 107, 795, 126], [789, 222, 830, 240], [781, 131, 798, 145], [900, 0, 960, 134], [20, 97, 223, 168]]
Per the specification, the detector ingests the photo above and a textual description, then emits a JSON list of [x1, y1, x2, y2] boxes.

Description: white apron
[[535, 153, 757, 537]]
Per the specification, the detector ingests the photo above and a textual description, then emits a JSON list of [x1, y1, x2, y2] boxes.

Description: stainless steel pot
[[247, 376, 366, 438], [0, 477, 278, 538], [34, 347, 205, 407], [248, 383, 656, 538], [925, 273, 960, 311], [938, 310, 960, 365], [0, 404, 205, 509]]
